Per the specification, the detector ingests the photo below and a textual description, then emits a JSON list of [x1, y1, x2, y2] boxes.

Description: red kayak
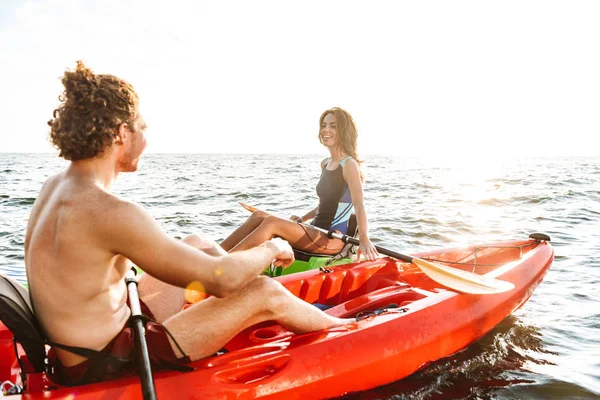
[[0, 235, 553, 399]]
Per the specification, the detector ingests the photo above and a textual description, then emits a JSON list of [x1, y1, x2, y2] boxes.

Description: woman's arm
[[343, 159, 378, 261]]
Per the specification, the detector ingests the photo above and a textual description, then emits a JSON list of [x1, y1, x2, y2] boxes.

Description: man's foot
[[333, 317, 356, 326]]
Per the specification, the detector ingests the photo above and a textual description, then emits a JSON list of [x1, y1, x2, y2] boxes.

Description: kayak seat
[[0, 274, 131, 389], [323, 284, 416, 319], [0, 274, 48, 374], [293, 213, 358, 262]]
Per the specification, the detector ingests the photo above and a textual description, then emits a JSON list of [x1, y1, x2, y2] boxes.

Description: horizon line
[[1, 152, 599, 159]]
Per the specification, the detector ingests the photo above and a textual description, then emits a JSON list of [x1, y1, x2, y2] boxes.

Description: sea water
[[1, 153, 599, 399]]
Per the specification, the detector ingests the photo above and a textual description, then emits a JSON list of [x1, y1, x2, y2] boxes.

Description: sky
[[0, 0, 598, 156]]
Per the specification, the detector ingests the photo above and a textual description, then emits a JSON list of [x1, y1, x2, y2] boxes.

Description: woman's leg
[[220, 210, 270, 251], [229, 215, 345, 255]]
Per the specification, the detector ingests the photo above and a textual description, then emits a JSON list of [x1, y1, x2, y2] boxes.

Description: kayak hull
[[1, 237, 553, 399]]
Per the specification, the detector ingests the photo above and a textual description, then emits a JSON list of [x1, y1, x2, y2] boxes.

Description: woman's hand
[[357, 238, 379, 261]]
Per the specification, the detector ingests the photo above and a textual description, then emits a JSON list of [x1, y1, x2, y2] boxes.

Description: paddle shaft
[[126, 270, 157, 400], [243, 203, 514, 294], [299, 222, 414, 263]]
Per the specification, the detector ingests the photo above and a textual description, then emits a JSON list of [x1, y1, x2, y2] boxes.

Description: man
[[24, 61, 352, 385]]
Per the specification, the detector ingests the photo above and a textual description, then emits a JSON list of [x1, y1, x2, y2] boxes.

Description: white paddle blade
[[412, 258, 515, 295]]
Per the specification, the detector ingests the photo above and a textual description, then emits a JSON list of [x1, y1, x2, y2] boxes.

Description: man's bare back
[[25, 169, 134, 366]]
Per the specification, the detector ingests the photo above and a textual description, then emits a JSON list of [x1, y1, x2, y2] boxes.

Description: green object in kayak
[[266, 255, 355, 277]]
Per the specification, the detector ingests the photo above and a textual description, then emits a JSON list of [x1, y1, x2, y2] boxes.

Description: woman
[[220, 107, 378, 261]]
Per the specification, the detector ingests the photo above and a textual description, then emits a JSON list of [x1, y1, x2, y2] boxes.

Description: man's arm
[[100, 199, 292, 297]]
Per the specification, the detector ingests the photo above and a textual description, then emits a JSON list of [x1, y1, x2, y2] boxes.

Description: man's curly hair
[[48, 61, 139, 161]]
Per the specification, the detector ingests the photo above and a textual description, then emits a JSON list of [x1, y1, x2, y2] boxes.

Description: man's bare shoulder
[[37, 170, 65, 199], [93, 191, 154, 231], [75, 189, 168, 263], [94, 189, 139, 213]]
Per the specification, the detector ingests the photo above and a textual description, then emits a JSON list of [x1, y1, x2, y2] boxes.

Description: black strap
[[47, 340, 130, 363], [25, 277, 130, 364], [140, 313, 194, 373], [15, 274, 193, 384]]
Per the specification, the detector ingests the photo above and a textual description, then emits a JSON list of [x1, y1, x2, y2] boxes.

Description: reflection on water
[[339, 315, 596, 400]]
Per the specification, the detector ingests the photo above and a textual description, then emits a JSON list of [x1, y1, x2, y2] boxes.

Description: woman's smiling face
[[320, 113, 337, 148]]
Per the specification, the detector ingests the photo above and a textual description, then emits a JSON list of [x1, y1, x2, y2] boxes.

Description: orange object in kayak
[[0, 236, 553, 399]]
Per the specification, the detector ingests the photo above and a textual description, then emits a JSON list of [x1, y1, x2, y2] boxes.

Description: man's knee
[[245, 276, 288, 310], [182, 233, 227, 256], [246, 275, 276, 292], [181, 232, 213, 247]]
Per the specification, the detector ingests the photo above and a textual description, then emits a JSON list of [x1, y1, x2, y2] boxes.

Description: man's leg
[[163, 276, 354, 360]]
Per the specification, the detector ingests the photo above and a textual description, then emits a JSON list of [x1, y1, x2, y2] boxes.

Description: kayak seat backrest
[[293, 214, 358, 262], [0, 275, 47, 373], [0, 275, 132, 387]]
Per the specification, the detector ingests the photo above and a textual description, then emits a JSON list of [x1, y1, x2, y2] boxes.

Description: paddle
[[125, 269, 158, 400], [238, 202, 514, 295]]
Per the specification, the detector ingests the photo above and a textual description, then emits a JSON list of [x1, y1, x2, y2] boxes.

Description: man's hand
[[290, 215, 303, 223], [267, 237, 295, 268]]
